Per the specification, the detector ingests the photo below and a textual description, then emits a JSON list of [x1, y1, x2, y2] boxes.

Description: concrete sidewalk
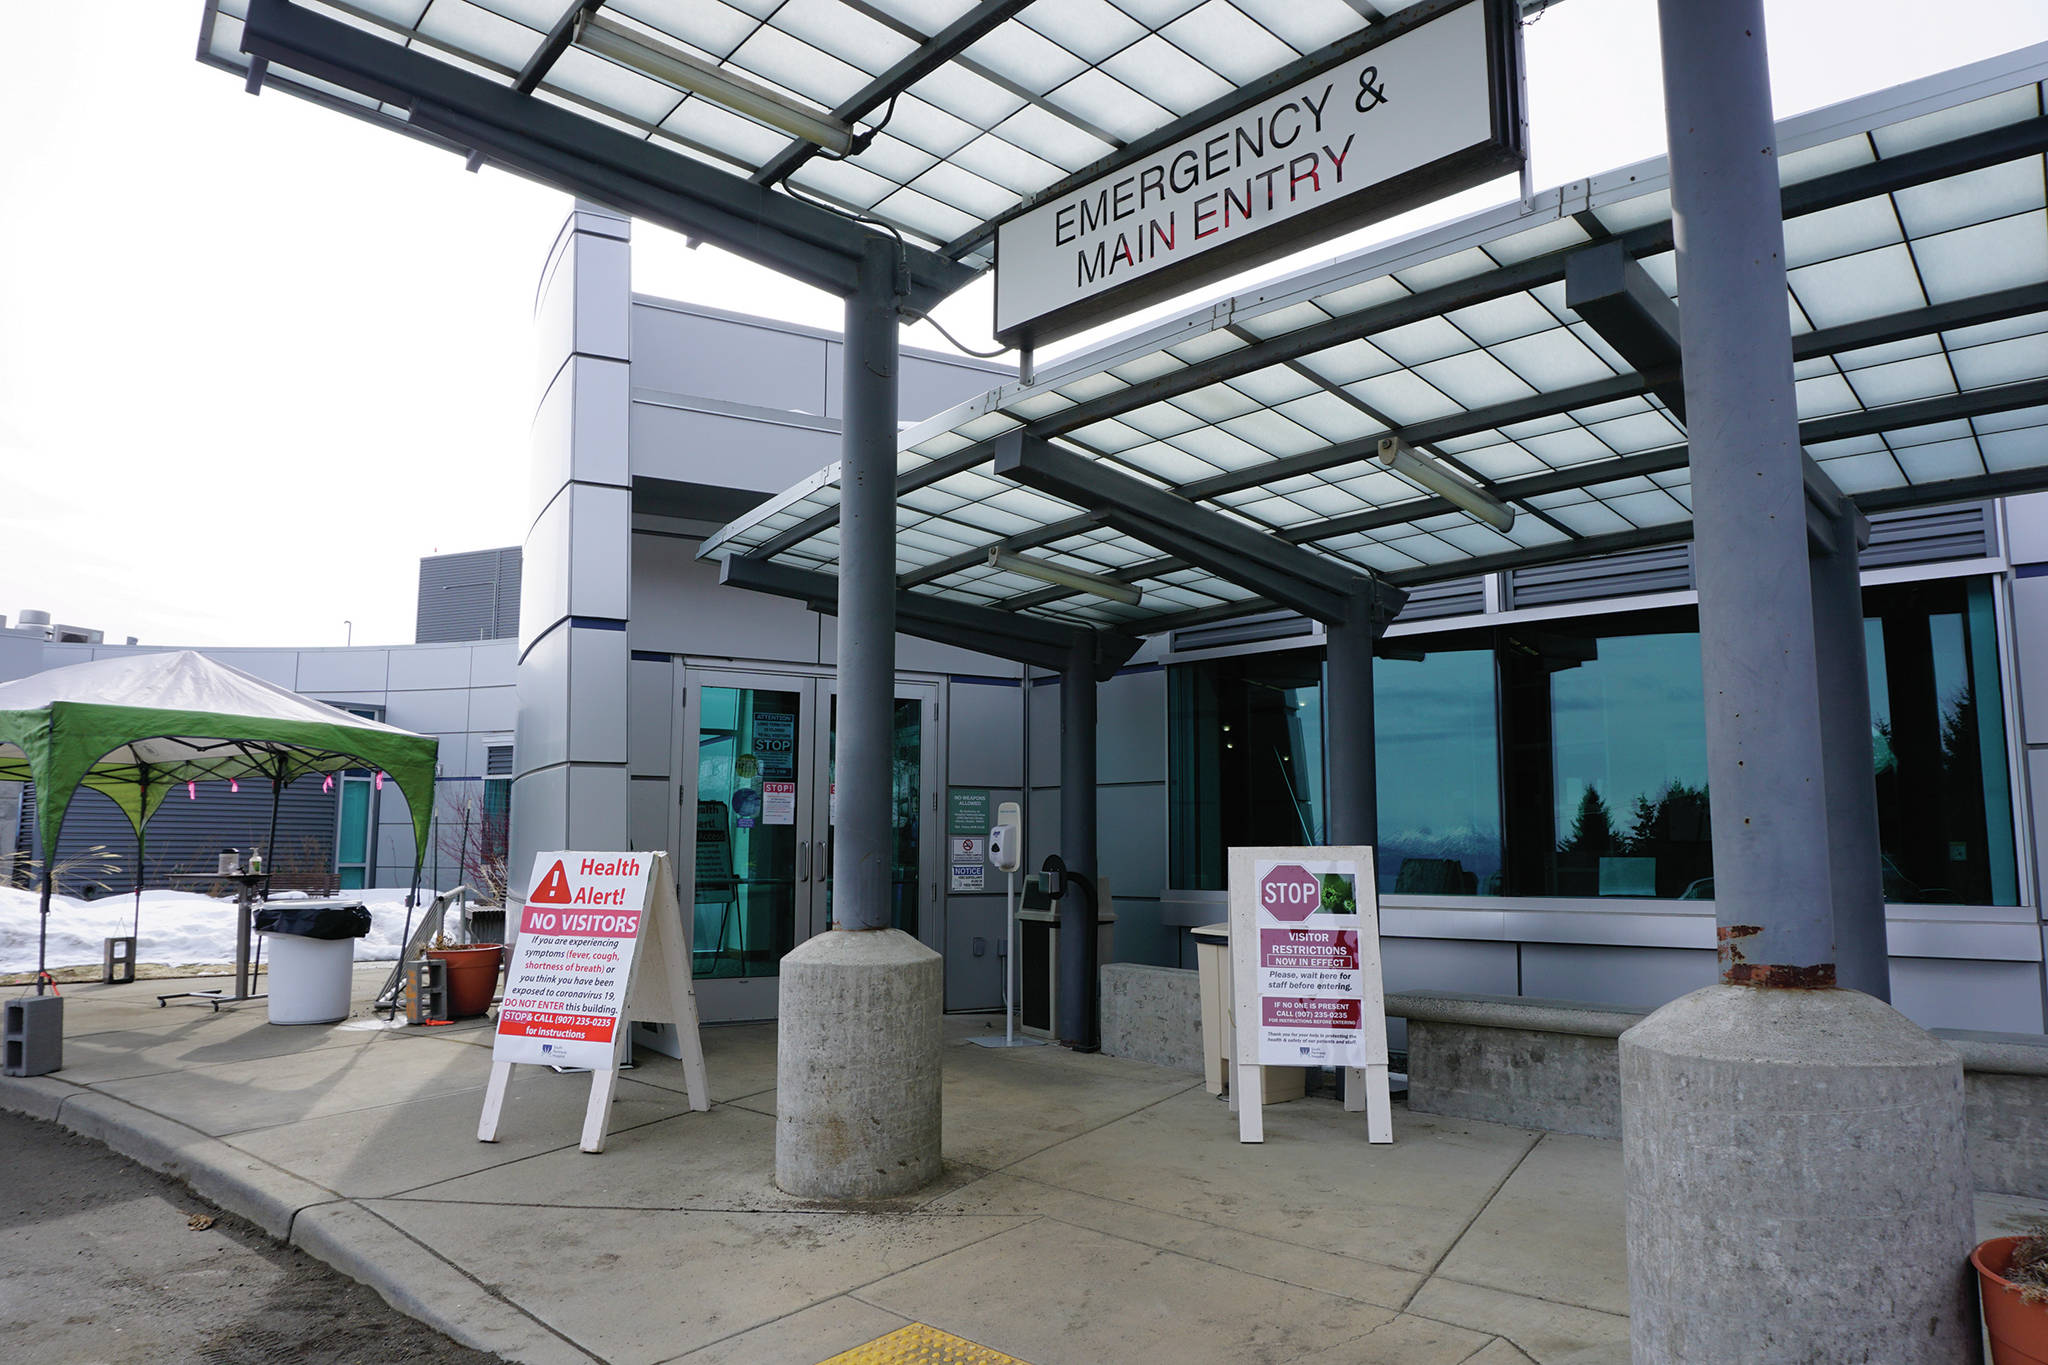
[[3, 968, 2037, 1365]]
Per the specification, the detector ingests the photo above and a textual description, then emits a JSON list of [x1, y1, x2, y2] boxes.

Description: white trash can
[[263, 933, 356, 1025]]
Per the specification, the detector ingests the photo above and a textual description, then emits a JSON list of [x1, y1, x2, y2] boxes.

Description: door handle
[[815, 840, 828, 880], [797, 841, 809, 883]]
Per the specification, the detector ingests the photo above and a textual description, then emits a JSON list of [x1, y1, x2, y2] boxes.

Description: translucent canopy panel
[[704, 43, 2048, 633], [199, 0, 1554, 263]]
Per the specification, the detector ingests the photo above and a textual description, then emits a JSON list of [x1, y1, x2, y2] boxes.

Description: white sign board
[[950, 834, 988, 892], [993, 0, 1523, 348], [1227, 845, 1391, 1144], [479, 851, 708, 1152]]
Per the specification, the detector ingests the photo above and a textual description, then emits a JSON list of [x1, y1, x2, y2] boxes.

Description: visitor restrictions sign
[[993, 0, 1524, 348], [479, 850, 708, 1153], [1227, 845, 1391, 1144]]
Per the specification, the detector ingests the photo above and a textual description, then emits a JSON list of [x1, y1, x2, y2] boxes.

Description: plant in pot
[[1975, 1223, 2048, 1363], [426, 926, 504, 1020]]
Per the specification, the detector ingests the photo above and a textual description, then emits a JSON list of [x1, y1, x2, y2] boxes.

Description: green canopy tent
[[0, 650, 439, 993]]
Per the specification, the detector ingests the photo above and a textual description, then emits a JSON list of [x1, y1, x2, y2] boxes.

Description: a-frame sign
[[1226, 845, 1393, 1144], [478, 850, 708, 1152]]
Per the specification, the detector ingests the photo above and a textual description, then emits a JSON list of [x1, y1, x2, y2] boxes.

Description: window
[[329, 703, 384, 891], [1166, 578, 2019, 905]]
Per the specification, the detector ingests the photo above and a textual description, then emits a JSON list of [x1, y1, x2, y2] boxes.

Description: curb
[[295, 1202, 601, 1365], [0, 1073, 599, 1365]]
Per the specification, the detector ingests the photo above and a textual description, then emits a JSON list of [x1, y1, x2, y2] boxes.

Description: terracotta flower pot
[[1975, 1235, 2048, 1364], [426, 944, 504, 1019]]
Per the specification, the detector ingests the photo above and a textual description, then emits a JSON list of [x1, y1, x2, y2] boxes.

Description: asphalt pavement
[[0, 1109, 509, 1365]]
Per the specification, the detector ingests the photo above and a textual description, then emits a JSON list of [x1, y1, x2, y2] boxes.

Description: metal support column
[[834, 235, 901, 932], [1659, 0, 1835, 986], [1058, 631, 1099, 1048], [1812, 508, 1889, 999], [1323, 591, 1400, 848]]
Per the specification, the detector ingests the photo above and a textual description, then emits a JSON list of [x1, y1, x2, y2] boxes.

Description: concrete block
[[1393, 991, 1643, 1140], [1622, 985, 1977, 1363], [775, 929, 943, 1199], [1099, 963, 1202, 1074]]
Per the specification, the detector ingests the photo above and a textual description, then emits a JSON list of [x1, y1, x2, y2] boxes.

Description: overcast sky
[[4, 0, 2046, 649]]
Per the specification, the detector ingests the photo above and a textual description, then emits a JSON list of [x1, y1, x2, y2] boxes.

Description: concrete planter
[[1975, 1236, 2048, 1365]]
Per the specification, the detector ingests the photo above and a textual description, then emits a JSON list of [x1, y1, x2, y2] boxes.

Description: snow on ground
[[0, 886, 446, 973]]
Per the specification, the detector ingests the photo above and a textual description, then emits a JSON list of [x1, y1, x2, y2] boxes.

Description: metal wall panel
[[416, 550, 521, 644], [2012, 576, 2048, 744], [296, 649, 390, 694], [629, 532, 821, 662], [1508, 544, 1695, 609], [389, 643, 478, 690], [19, 778, 339, 895], [627, 657, 674, 778], [630, 304, 831, 416], [1518, 942, 1718, 1010], [383, 688, 471, 738], [628, 402, 841, 495], [945, 678, 1023, 788], [1398, 577, 1487, 621], [1891, 956, 2046, 1033], [1098, 668, 1165, 786], [1862, 504, 1994, 568]]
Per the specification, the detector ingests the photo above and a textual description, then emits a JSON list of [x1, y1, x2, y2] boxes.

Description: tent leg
[[36, 865, 53, 996]]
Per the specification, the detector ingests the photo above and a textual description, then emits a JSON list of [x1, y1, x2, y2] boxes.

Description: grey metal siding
[[1862, 504, 1994, 568], [1507, 544, 1695, 608], [15, 779, 339, 896], [417, 548, 522, 643]]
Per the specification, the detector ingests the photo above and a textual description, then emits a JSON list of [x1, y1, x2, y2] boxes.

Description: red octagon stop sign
[[1260, 863, 1321, 922]]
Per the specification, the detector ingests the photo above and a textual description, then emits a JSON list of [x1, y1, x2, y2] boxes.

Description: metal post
[[1323, 596, 1388, 848], [834, 234, 900, 932], [1659, 0, 1835, 986], [1812, 513, 1889, 999], [1058, 632, 1098, 1048]]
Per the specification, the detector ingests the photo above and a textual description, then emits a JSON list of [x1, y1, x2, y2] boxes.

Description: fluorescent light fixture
[[1376, 436, 1515, 532], [987, 549, 1143, 606], [576, 12, 857, 156]]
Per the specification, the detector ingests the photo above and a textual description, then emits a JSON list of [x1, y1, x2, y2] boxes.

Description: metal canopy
[[199, 0, 1552, 272], [702, 44, 2048, 633]]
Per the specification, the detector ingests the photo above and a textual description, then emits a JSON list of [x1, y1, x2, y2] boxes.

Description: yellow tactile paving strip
[[818, 1322, 1033, 1365]]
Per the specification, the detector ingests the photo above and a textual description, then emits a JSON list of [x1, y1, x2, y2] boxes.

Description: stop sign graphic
[[1260, 864, 1321, 922]]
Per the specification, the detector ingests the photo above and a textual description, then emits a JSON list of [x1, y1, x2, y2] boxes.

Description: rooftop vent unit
[[16, 609, 50, 629]]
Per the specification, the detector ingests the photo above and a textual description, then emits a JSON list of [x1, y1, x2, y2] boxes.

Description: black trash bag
[[255, 902, 373, 940]]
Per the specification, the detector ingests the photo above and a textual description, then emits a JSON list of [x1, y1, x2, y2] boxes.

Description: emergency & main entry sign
[[1227, 845, 1392, 1144], [993, 0, 1525, 348]]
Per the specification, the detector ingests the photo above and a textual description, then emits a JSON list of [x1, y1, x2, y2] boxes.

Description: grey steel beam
[[239, 0, 975, 312], [753, 0, 1037, 189], [835, 237, 902, 930], [515, 1, 601, 94], [1565, 240, 1686, 417], [868, 274, 2047, 583], [1324, 586, 1407, 849], [1810, 502, 1888, 999], [992, 434, 1376, 623], [1662, 0, 1834, 986], [719, 554, 1140, 679], [1058, 631, 1099, 1049]]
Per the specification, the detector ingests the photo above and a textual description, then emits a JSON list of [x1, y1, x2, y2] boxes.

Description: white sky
[[3, 0, 2045, 649]]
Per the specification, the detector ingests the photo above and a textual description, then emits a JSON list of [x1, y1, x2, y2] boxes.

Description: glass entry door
[[679, 670, 938, 1022]]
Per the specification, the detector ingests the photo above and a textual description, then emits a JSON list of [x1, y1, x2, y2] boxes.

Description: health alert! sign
[[494, 853, 654, 1070], [1253, 857, 1369, 1068]]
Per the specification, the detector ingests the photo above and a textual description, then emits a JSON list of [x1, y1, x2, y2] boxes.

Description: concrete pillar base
[[1621, 984, 1976, 1363], [775, 928, 943, 1200]]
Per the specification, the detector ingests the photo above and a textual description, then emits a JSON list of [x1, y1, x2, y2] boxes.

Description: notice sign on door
[[950, 834, 987, 893], [495, 853, 652, 1070]]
